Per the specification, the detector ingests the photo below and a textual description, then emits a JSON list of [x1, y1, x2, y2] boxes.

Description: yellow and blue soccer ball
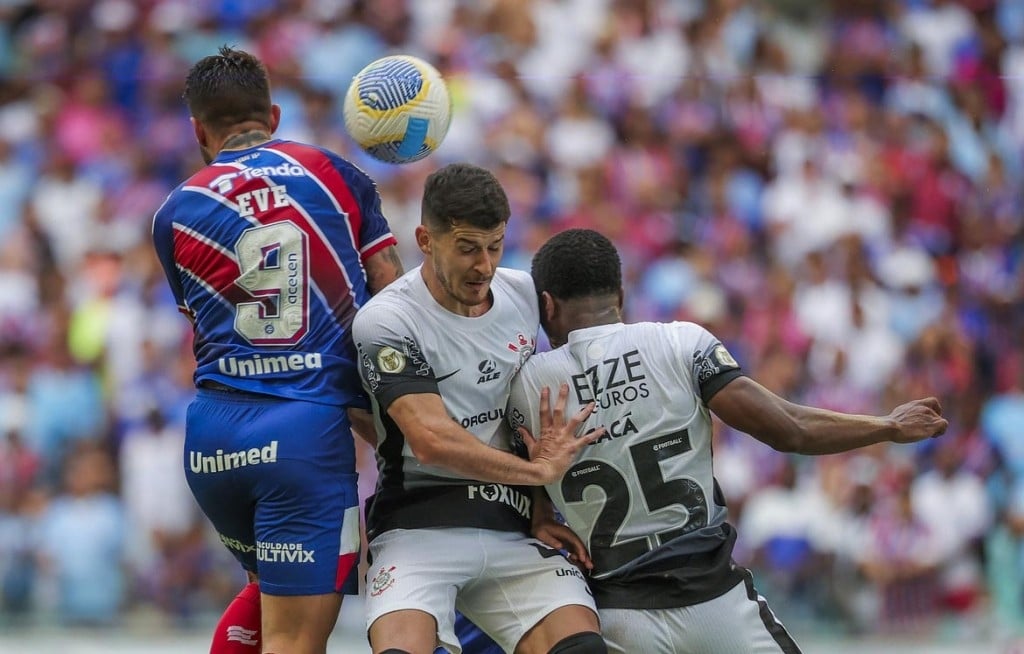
[[343, 55, 452, 164]]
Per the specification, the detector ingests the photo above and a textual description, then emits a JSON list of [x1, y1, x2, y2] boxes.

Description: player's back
[[152, 139, 395, 405], [510, 320, 747, 606]]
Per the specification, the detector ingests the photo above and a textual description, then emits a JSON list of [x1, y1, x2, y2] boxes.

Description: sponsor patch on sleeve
[[693, 343, 741, 383], [376, 346, 406, 374]]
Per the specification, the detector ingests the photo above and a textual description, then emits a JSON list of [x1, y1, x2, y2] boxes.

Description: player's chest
[[423, 326, 536, 391]]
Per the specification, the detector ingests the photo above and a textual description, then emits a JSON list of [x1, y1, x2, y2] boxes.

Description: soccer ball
[[343, 55, 452, 164]]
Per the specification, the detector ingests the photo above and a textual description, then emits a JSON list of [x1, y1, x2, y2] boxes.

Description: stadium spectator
[[857, 479, 944, 634], [911, 438, 992, 616], [35, 442, 126, 626]]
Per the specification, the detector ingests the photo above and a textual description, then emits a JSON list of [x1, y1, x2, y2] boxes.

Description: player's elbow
[[410, 443, 441, 466], [749, 412, 808, 453], [762, 430, 804, 453], [406, 429, 447, 466]]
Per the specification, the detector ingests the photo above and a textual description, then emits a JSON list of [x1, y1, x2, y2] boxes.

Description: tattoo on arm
[[366, 245, 404, 294]]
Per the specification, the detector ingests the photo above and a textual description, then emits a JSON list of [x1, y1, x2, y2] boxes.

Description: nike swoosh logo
[[435, 369, 460, 382]]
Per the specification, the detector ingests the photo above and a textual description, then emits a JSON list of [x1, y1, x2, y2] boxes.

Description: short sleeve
[[352, 301, 439, 411], [334, 159, 397, 262], [683, 326, 743, 405]]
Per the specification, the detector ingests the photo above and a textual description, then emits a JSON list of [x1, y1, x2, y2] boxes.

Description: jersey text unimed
[[190, 441, 278, 473], [218, 352, 323, 377]]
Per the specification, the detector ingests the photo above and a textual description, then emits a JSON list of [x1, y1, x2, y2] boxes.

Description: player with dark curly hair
[[511, 228, 949, 654]]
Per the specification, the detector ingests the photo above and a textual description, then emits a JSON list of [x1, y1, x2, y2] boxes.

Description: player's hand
[[519, 384, 604, 486], [533, 519, 594, 572], [888, 397, 948, 443]]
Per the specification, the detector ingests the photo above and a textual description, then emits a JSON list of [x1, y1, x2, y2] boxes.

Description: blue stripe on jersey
[[152, 140, 394, 407]]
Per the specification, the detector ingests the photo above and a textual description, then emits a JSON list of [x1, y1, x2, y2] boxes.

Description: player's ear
[[268, 104, 281, 134], [540, 291, 556, 323], [191, 117, 207, 147], [617, 287, 624, 313], [415, 224, 431, 255]]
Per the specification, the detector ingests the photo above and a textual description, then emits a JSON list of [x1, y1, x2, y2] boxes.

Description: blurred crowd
[[0, 0, 1022, 645]]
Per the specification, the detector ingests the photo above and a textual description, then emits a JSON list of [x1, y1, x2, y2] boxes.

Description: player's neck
[[219, 127, 273, 153], [565, 298, 622, 334]]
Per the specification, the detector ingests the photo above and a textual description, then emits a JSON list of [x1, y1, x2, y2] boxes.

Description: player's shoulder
[[495, 267, 532, 284], [151, 188, 178, 225], [492, 267, 536, 303], [151, 175, 198, 231], [518, 344, 574, 384], [266, 139, 370, 179], [355, 268, 420, 320], [627, 320, 711, 345], [263, 138, 336, 160]]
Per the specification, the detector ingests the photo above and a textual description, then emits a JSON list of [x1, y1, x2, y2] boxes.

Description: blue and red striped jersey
[[152, 139, 397, 407]]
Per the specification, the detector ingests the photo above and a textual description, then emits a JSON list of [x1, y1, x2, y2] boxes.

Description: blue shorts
[[185, 388, 360, 596], [453, 612, 503, 654]]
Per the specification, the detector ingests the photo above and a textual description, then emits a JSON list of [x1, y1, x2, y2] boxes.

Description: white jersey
[[352, 266, 538, 540], [508, 321, 747, 609]]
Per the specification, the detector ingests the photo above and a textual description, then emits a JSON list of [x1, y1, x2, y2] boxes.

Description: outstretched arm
[[708, 376, 948, 455]]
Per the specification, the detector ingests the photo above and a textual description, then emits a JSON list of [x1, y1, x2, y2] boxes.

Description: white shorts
[[601, 575, 801, 654], [365, 527, 598, 653]]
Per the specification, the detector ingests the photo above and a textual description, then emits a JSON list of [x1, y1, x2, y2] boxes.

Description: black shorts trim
[[741, 568, 802, 654], [366, 484, 532, 541]]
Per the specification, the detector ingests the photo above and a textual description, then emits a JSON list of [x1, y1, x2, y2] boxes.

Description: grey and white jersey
[[352, 266, 538, 540], [508, 321, 746, 609]]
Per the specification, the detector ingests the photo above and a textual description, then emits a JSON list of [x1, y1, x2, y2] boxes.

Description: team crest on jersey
[[370, 566, 397, 596], [377, 346, 406, 374], [506, 333, 536, 374], [507, 333, 532, 352]]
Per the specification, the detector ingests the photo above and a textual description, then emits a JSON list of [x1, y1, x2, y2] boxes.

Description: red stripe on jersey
[[182, 162, 244, 192], [263, 142, 365, 247], [360, 233, 398, 263], [172, 227, 272, 313], [240, 142, 366, 329]]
